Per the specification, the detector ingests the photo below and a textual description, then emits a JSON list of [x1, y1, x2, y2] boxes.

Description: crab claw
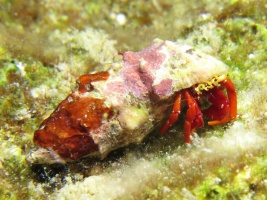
[[203, 78, 237, 126]]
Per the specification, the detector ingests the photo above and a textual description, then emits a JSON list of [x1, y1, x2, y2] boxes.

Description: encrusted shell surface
[[153, 39, 228, 93], [27, 39, 229, 164]]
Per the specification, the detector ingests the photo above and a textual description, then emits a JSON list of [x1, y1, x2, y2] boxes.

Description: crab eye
[[211, 77, 219, 86], [198, 84, 207, 91]]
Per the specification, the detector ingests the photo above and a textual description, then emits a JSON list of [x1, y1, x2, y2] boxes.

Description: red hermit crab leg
[[159, 92, 182, 135], [159, 90, 204, 143], [206, 78, 237, 126], [183, 90, 204, 143]]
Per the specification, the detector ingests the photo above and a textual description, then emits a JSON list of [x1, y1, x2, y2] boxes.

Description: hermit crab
[[159, 73, 236, 143], [26, 39, 237, 164]]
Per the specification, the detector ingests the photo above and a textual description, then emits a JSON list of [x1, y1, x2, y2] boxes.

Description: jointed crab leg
[[159, 90, 204, 143], [183, 91, 204, 143], [159, 92, 182, 134], [207, 78, 237, 126]]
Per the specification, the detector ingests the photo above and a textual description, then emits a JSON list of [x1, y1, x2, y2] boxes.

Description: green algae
[[219, 18, 267, 88], [0, 57, 55, 199], [194, 156, 267, 199], [0, 57, 58, 126]]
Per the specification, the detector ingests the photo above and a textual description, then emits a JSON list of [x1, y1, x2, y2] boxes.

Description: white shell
[[153, 39, 228, 91]]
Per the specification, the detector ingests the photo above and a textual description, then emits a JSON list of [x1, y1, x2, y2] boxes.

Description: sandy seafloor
[[1, 0, 267, 199]]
